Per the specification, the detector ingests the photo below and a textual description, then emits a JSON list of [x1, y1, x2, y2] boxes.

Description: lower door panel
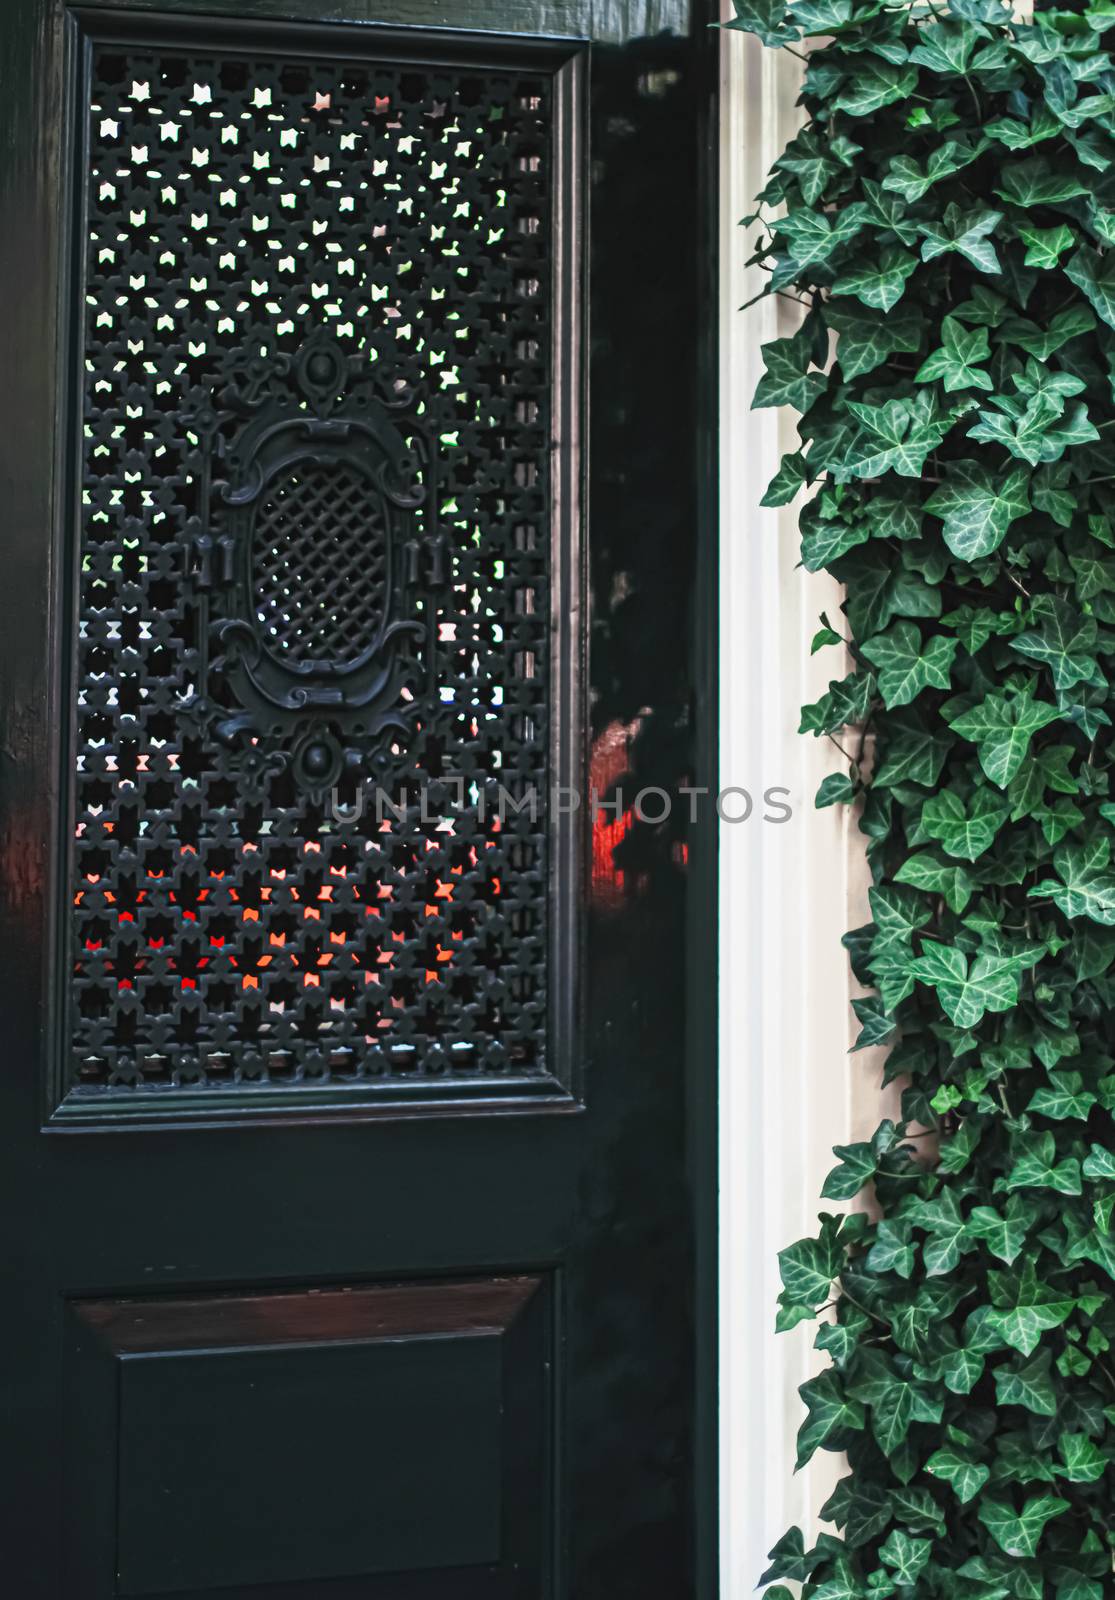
[[64, 1278, 550, 1598]]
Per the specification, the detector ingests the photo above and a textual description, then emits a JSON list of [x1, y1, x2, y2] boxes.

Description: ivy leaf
[[1082, 1143, 1115, 1179], [1031, 838, 1115, 925], [985, 102, 1061, 151], [815, 1310, 870, 1368], [926, 1446, 991, 1503], [861, 177, 919, 245], [832, 62, 919, 117], [993, 1349, 1059, 1415], [894, 852, 975, 912], [867, 1219, 916, 1280], [775, 125, 843, 205], [1065, 244, 1115, 329], [810, 1562, 860, 1600], [966, 1198, 1034, 1265], [869, 1380, 916, 1453], [832, 247, 919, 312], [883, 140, 982, 202], [779, 1229, 844, 1307], [821, 1142, 876, 1200], [1056, 1433, 1107, 1484], [890, 1484, 946, 1536], [946, 685, 1062, 788], [925, 461, 1030, 561], [1019, 223, 1075, 269], [816, 772, 855, 808], [953, 284, 1009, 326], [939, 1345, 985, 1394], [919, 203, 1003, 274], [780, 203, 868, 267], [1026, 1071, 1097, 1120], [866, 892, 929, 964], [911, 942, 1035, 1028], [921, 787, 1010, 860], [967, 397, 1099, 466], [996, 158, 1091, 206], [827, 302, 922, 379], [724, 0, 798, 46], [1005, 1130, 1083, 1195], [800, 669, 876, 735], [916, 315, 993, 392], [844, 394, 951, 479], [878, 1528, 932, 1585], [990, 1265, 1076, 1356], [795, 1369, 866, 1468], [999, 303, 1096, 358], [851, 994, 898, 1050], [801, 517, 869, 570], [873, 711, 953, 790], [762, 451, 808, 507], [861, 622, 958, 709], [977, 1496, 1069, 1559], [1051, 1574, 1103, 1600], [754, 327, 827, 412], [918, 1192, 970, 1276], [1011, 599, 1099, 691], [910, 21, 977, 72]]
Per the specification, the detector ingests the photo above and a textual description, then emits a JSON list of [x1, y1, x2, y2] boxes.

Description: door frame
[[715, 18, 880, 1599]]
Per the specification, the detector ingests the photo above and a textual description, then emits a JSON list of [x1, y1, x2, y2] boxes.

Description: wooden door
[[0, 2, 718, 1595]]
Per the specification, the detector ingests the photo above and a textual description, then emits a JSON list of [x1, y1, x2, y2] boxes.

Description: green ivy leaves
[[754, 328, 829, 411], [735, 0, 1115, 1593], [1031, 839, 1115, 924], [915, 315, 993, 392], [946, 684, 1060, 788], [832, 246, 919, 312], [978, 1496, 1070, 1560], [862, 623, 958, 709], [910, 942, 1041, 1029]]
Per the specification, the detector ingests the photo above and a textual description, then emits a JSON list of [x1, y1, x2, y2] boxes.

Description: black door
[[0, 2, 717, 1595]]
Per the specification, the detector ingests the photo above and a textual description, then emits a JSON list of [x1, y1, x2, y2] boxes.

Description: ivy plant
[[729, 0, 1115, 1596]]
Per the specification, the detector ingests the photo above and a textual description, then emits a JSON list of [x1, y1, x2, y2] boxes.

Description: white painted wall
[[716, 19, 887, 1597]]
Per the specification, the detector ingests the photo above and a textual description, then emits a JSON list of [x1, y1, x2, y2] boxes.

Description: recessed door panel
[[66, 1279, 547, 1597]]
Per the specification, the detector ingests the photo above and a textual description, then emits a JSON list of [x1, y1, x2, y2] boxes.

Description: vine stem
[[837, 1286, 890, 1328]]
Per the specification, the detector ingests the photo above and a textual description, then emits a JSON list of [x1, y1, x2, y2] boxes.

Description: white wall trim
[[717, 21, 885, 1597]]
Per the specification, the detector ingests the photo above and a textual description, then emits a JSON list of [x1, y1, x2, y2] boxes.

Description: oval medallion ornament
[[186, 332, 443, 794]]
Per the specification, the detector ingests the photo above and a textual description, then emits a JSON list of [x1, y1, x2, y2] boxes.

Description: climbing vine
[[730, 0, 1115, 1594]]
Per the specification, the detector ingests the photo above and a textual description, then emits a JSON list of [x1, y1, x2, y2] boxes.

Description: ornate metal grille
[[69, 39, 556, 1101], [252, 463, 388, 667]]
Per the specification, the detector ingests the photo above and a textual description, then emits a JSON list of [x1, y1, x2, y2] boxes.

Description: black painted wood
[[68, 1280, 546, 1595], [0, 2, 718, 1595]]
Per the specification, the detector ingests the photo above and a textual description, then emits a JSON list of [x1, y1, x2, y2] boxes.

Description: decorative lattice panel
[[70, 40, 555, 1096], [252, 462, 389, 667]]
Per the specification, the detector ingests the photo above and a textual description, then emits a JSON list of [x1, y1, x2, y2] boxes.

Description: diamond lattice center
[[252, 464, 386, 665]]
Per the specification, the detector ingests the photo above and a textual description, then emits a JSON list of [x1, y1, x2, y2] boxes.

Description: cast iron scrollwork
[[187, 333, 445, 793]]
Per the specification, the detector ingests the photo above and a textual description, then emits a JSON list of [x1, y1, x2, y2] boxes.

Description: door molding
[[716, 18, 882, 1597]]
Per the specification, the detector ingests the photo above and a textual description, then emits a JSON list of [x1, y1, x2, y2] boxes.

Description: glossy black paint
[[0, 2, 719, 1594]]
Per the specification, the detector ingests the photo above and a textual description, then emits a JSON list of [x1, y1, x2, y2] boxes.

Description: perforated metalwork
[[70, 40, 554, 1095], [252, 464, 388, 666]]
